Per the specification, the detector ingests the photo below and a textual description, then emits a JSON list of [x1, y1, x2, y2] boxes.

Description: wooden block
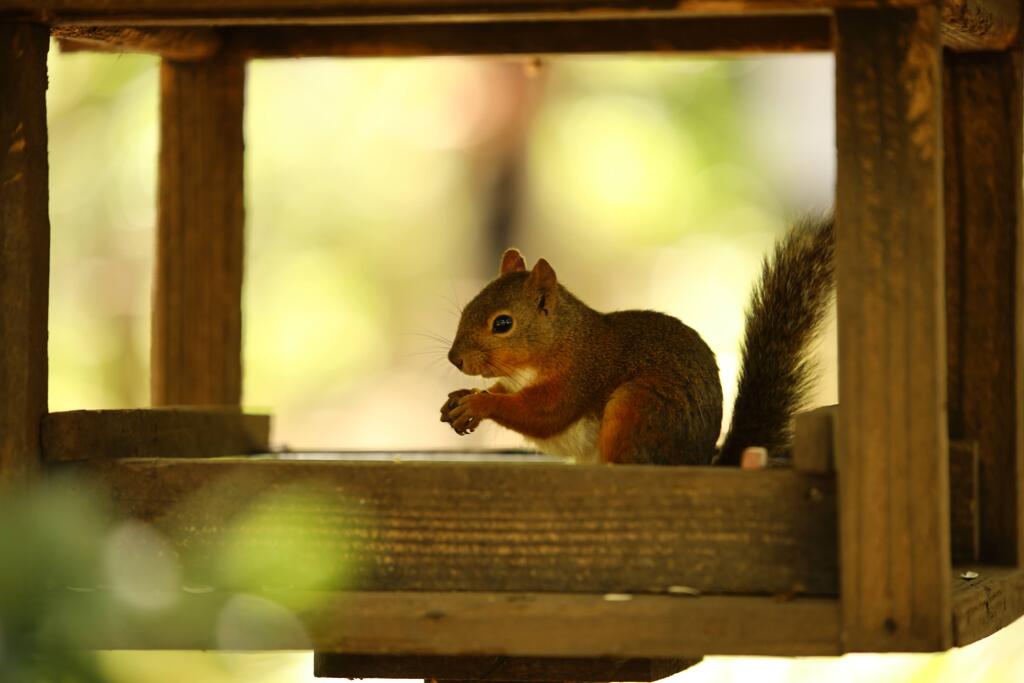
[[0, 22, 49, 486], [952, 566, 1024, 646], [792, 405, 836, 474], [313, 654, 699, 681], [84, 589, 841, 658], [42, 408, 271, 461], [943, 50, 1023, 566], [153, 53, 245, 406], [835, 6, 951, 651], [75, 459, 839, 596], [941, 0, 1018, 51], [948, 441, 980, 564]]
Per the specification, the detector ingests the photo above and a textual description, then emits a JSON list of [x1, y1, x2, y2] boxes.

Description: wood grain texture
[[941, 0, 1018, 51], [0, 23, 49, 486], [221, 17, 831, 57], [42, 408, 270, 461], [943, 50, 1022, 566], [949, 441, 979, 564], [54, 25, 221, 59], [73, 459, 839, 595], [952, 566, 1024, 646], [1, 0, 925, 27], [312, 654, 699, 681], [792, 405, 836, 474], [153, 54, 245, 406], [835, 6, 951, 651], [83, 589, 841, 657]]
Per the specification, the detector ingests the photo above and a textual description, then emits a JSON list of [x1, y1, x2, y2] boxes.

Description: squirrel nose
[[448, 349, 464, 371]]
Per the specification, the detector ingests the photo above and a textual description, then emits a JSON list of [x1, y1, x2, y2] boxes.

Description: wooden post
[[153, 54, 246, 406], [835, 7, 952, 651], [943, 50, 1023, 566], [0, 23, 50, 485]]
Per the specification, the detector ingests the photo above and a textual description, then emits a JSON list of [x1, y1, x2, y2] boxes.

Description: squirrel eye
[[491, 315, 514, 334]]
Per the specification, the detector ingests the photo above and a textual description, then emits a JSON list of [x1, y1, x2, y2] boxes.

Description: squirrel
[[440, 216, 834, 466]]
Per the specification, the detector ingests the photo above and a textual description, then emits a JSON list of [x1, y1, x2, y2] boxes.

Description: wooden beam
[[53, 25, 221, 60], [5, 0, 923, 27], [312, 654, 700, 681], [221, 17, 831, 57], [72, 459, 839, 595], [40, 11, 1018, 57], [0, 23, 49, 486], [835, 6, 951, 651], [153, 53, 246, 406], [42, 408, 270, 461], [85, 589, 841, 657], [943, 50, 1023, 566], [941, 0, 1018, 51], [952, 566, 1024, 646]]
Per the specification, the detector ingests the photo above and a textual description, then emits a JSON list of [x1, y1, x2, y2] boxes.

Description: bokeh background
[[36, 43, 1023, 681]]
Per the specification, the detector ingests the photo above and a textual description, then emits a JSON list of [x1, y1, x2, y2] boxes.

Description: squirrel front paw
[[440, 389, 492, 435]]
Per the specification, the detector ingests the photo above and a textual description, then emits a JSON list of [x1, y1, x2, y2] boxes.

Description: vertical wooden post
[[835, 7, 951, 651], [0, 23, 50, 484], [943, 50, 1023, 566], [153, 54, 246, 406]]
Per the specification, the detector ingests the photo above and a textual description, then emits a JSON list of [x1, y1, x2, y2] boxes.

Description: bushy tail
[[716, 216, 835, 466]]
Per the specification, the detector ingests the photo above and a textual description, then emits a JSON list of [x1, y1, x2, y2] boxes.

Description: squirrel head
[[448, 248, 568, 379]]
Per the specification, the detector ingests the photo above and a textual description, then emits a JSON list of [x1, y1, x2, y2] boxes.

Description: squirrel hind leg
[[599, 380, 717, 466]]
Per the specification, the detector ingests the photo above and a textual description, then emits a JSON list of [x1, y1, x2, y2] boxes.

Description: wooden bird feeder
[[1, 0, 1023, 679]]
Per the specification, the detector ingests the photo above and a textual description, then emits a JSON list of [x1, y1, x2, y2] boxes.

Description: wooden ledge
[[87, 589, 841, 657], [67, 458, 839, 596], [43, 408, 270, 461]]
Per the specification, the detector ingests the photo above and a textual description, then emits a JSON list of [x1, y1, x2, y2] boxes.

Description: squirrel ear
[[528, 259, 558, 314], [499, 248, 527, 276]]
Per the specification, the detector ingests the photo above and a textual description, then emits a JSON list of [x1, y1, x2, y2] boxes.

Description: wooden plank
[[53, 25, 221, 59], [71, 459, 839, 595], [42, 408, 270, 461], [952, 566, 1024, 646], [227, 17, 834, 56], [949, 441, 980, 564], [943, 50, 1023, 566], [85, 589, 841, 657], [0, 22, 49, 486], [312, 654, 699, 681], [834, 6, 951, 651], [53, 17, 833, 57], [2, 0, 925, 27], [153, 53, 246, 406], [792, 405, 836, 474], [942, 0, 1018, 51]]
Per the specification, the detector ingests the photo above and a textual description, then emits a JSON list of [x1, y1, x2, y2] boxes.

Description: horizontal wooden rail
[[84, 589, 842, 657], [54, 17, 832, 57], [312, 654, 700, 680], [68, 458, 839, 595], [223, 17, 831, 57], [952, 566, 1024, 646], [43, 408, 270, 461], [6, 0, 922, 26], [50, 10, 1017, 58]]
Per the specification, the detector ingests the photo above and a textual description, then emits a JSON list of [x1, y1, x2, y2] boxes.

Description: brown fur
[[442, 217, 834, 466]]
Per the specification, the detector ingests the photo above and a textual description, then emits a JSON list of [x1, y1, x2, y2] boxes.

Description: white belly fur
[[531, 417, 602, 464]]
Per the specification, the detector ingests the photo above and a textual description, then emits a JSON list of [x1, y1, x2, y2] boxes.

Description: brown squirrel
[[440, 217, 834, 466]]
